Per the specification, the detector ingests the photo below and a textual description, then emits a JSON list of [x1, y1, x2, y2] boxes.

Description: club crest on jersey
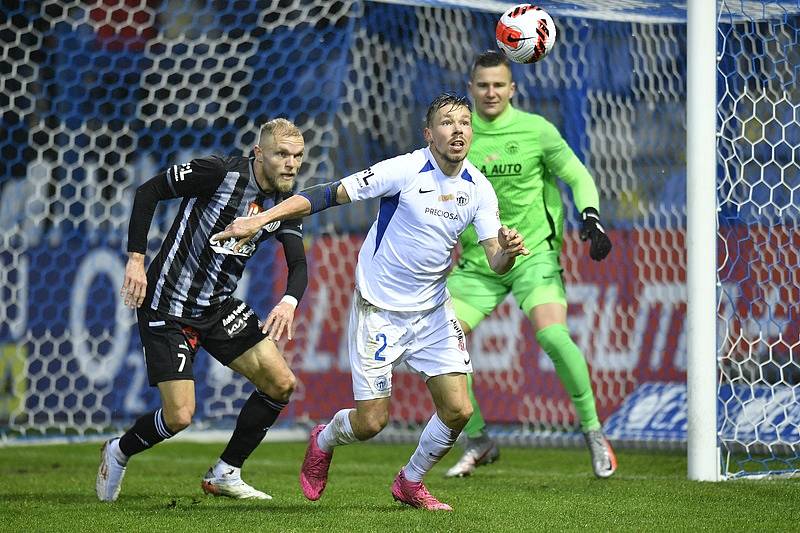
[[247, 202, 279, 232], [456, 191, 470, 206], [505, 140, 520, 154]]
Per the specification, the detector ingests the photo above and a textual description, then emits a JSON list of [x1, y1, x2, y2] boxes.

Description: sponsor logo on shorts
[[374, 376, 388, 392], [222, 302, 253, 337]]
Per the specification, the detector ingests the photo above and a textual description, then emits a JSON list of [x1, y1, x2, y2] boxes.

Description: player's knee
[[164, 406, 194, 433], [439, 403, 473, 429], [255, 370, 296, 402], [270, 372, 296, 402], [355, 410, 388, 439]]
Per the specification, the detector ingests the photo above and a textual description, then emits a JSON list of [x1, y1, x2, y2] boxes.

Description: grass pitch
[[1, 439, 798, 532]]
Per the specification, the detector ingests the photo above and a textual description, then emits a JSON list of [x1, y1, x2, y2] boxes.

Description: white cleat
[[445, 436, 500, 478], [584, 430, 617, 478], [96, 438, 127, 502], [201, 468, 272, 500]]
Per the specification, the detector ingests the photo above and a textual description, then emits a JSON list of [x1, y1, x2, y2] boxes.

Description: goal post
[[686, 0, 720, 482]]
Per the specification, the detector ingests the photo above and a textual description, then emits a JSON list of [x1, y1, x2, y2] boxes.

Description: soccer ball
[[495, 4, 557, 64]]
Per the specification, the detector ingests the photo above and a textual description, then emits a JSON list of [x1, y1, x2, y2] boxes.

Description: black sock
[[220, 390, 287, 468], [118, 408, 175, 457]]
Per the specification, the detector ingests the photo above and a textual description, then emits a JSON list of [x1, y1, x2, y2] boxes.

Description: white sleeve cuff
[[280, 295, 298, 307]]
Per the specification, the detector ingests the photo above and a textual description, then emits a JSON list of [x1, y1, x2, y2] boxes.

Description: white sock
[[110, 438, 128, 465], [212, 458, 241, 479], [317, 408, 358, 453], [403, 412, 459, 482]]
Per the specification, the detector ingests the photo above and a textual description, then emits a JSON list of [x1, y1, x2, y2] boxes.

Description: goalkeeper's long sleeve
[[539, 120, 600, 213], [556, 155, 600, 214]]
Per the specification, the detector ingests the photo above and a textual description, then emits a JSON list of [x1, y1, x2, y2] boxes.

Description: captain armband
[[298, 181, 341, 214]]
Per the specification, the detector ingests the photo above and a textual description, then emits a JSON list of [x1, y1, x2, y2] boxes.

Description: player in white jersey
[[213, 93, 529, 511]]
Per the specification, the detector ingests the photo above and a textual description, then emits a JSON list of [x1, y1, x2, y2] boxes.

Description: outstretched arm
[[480, 226, 529, 275], [211, 182, 350, 245]]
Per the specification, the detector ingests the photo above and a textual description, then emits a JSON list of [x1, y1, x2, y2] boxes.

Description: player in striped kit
[[213, 93, 529, 511], [444, 51, 617, 479], [96, 119, 308, 502]]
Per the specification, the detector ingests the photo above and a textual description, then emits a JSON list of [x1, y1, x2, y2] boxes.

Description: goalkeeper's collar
[[472, 103, 516, 130]]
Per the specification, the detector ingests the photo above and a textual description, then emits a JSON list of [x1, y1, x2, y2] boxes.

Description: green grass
[[1, 440, 798, 532]]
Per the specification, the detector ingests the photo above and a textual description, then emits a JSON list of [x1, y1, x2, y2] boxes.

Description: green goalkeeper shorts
[[447, 250, 567, 331]]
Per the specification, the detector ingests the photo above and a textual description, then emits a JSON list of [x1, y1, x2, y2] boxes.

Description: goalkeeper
[[445, 51, 617, 479]]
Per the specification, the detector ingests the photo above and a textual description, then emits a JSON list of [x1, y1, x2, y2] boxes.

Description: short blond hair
[[258, 118, 303, 146]]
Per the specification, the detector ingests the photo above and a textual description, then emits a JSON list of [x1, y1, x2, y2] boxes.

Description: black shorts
[[137, 298, 267, 386]]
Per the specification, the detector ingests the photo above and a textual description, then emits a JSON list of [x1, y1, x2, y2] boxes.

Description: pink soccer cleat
[[299, 424, 333, 501], [391, 469, 453, 511]]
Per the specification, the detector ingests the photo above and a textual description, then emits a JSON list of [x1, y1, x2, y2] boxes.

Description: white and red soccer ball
[[495, 4, 557, 64]]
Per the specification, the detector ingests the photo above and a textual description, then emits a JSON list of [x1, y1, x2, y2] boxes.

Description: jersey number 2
[[374, 333, 387, 361]]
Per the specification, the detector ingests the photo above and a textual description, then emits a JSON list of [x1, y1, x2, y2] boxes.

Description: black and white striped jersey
[[141, 155, 303, 318]]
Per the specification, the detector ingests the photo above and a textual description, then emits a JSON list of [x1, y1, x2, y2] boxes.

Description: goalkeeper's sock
[[462, 372, 489, 439], [118, 408, 175, 457], [536, 324, 601, 432], [403, 412, 460, 482], [317, 408, 358, 453], [220, 390, 287, 468]]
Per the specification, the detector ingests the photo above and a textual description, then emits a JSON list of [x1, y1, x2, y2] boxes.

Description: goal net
[[1, 0, 797, 479]]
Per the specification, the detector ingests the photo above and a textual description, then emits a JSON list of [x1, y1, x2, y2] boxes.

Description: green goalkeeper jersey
[[459, 104, 599, 272]]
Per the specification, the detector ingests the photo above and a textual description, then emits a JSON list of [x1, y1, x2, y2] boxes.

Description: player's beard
[[438, 147, 467, 166], [443, 151, 467, 164], [263, 166, 295, 194]]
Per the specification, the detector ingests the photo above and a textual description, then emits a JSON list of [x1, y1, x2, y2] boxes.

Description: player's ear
[[253, 144, 263, 161], [509, 81, 516, 99], [423, 127, 433, 145]]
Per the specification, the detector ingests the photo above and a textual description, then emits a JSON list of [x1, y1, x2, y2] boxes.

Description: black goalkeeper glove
[[579, 207, 612, 261]]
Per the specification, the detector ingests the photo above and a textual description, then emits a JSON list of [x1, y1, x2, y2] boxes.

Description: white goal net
[[1, 0, 798, 479]]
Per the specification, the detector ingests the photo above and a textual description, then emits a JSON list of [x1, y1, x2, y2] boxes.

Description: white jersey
[[341, 146, 501, 311]]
